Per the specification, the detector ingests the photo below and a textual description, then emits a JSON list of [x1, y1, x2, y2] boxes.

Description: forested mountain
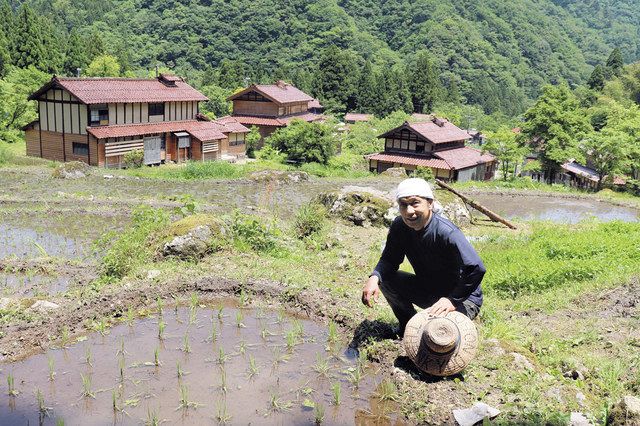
[[1, 0, 639, 116]]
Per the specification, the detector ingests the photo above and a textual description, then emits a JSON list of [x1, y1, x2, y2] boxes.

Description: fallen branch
[[435, 179, 517, 230]]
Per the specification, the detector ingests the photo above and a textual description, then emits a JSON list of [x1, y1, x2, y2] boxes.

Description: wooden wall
[[277, 102, 308, 116], [226, 132, 246, 156], [191, 139, 203, 161], [107, 101, 197, 125], [232, 100, 279, 117], [38, 89, 88, 135]]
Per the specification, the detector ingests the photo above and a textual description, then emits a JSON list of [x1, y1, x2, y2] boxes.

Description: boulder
[[381, 167, 407, 177], [52, 161, 90, 179], [30, 300, 60, 312], [317, 186, 393, 227], [248, 170, 309, 183], [510, 352, 534, 371], [163, 225, 213, 259], [569, 412, 592, 426], [438, 197, 471, 228], [608, 396, 640, 426]]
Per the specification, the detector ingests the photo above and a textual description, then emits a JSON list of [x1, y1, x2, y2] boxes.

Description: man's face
[[398, 196, 433, 231]]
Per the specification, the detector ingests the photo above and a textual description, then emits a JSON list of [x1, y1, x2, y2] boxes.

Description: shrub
[[293, 203, 327, 239], [0, 144, 13, 165], [228, 211, 280, 252], [265, 120, 335, 164], [123, 150, 144, 168], [413, 166, 434, 182], [245, 126, 261, 159]]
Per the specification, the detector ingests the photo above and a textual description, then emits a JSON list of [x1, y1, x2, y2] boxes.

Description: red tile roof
[[277, 113, 325, 124], [344, 113, 373, 122], [309, 98, 323, 109], [367, 153, 452, 169], [231, 113, 324, 127], [229, 81, 313, 105], [434, 147, 495, 170], [30, 76, 208, 105], [213, 116, 250, 133], [87, 120, 228, 141], [408, 120, 471, 144]]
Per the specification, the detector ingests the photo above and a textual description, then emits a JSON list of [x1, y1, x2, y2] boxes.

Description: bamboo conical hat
[[403, 310, 478, 377]]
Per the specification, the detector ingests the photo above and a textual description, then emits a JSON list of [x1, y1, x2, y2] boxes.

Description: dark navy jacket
[[371, 214, 485, 306]]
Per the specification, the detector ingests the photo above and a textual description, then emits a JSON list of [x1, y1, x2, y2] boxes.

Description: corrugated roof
[[344, 113, 373, 122], [434, 147, 496, 170], [229, 81, 313, 105], [561, 161, 599, 182], [87, 120, 227, 141], [368, 153, 452, 169], [31, 76, 208, 104]]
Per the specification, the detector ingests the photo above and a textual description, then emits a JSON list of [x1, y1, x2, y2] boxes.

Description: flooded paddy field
[[0, 305, 401, 425], [0, 272, 72, 297]]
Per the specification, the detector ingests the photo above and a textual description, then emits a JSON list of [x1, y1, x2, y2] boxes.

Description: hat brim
[[403, 310, 478, 376]]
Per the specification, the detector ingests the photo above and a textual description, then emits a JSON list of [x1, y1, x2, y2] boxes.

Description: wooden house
[[367, 117, 496, 182], [344, 113, 373, 124], [24, 74, 249, 167], [225, 80, 324, 142]]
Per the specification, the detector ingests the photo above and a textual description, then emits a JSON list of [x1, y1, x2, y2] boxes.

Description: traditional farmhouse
[[226, 80, 324, 141], [367, 117, 497, 182], [344, 113, 373, 124], [24, 74, 249, 167]]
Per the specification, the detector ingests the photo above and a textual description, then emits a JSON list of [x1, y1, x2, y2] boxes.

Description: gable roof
[[86, 119, 248, 142], [367, 153, 452, 169], [29, 76, 208, 105], [433, 147, 495, 170], [379, 119, 471, 144], [228, 81, 313, 105]]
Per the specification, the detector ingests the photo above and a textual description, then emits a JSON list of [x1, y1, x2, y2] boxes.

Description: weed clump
[[228, 211, 280, 253], [293, 203, 327, 239], [123, 149, 144, 168]]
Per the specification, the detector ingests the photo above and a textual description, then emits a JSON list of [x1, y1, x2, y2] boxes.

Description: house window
[[401, 140, 408, 150], [90, 107, 109, 126], [149, 103, 165, 116], [229, 133, 245, 146], [416, 143, 425, 153], [393, 139, 401, 149], [409, 141, 416, 151], [385, 139, 392, 149], [72, 142, 89, 156]]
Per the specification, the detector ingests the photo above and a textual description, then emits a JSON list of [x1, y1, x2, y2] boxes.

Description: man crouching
[[361, 177, 485, 337]]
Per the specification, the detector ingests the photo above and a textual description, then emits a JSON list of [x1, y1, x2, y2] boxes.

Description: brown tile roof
[[30, 76, 208, 105], [434, 147, 495, 170], [408, 120, 471, 144], [277, 113, 325, 124], [87, 120, 227, 141], [309, 98, 323, 109], [344, 113, 373, 122], [367, 153, 452, 169], [231, 113, 325, 127], [213, 116, 250, 133], [229, 81, 313, 105]]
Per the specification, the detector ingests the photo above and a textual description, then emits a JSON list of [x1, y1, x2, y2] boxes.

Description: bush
[[265, 119, 335, 164], [245, 126, 261, 159], [0, 144, 13, 165], [123, 149, 144, 168], [228, 211, 280, 252], [413, 166, 434, 182], [293, 203, 327, 239]]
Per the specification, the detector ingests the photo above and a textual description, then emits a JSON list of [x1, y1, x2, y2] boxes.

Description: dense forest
[[0, 0, 639, 117]]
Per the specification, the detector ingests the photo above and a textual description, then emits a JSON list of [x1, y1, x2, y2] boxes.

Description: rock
[[576, 392, 586, 407], [545, 387, 563, 403], [562, 362, 589, 380], [248, 170, 309, 183], [438, 198, 471, 227], [510, 352, 534, 371], [163, 225, 213, 259], [0, 298, 13, 309], [103, 174, 114, 179], [484, 338, 506, 356], [569, 412, 592, 426], [146, 269, 161, 280], [30, 300, 60, 312], [317, 186, 393, 228], [452, 402, 500, 426], [381, 167, 407, 177], [51, 161, 90, 179], [608, 396, 640, 426]]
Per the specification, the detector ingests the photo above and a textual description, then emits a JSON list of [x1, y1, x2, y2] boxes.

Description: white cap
[[396, 178, 434, 200]]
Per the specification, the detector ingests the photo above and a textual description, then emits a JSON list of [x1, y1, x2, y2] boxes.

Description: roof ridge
[[57, 77, 162, 81], [88, 119, 199, 129]]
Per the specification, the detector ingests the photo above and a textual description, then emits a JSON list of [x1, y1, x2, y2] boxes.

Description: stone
[[30, 300, 60, 312], [248, 170, 309, 183], [146, 269, 161, 280], [484, 338, 506, 356], [51, 161, 90, 179], [381, 167, 407, 177], [0, 298, 13, 309], [562, 362, 589, 380], [576, 392, 586, 407], [510, 352, 534, 371], [452, 402, 500, 426], [317, 186, 393, 228], [103, 174, 114, 179], [163, 225, 213, 259], [569, 412, 592, 426], [608, 396, 640, 426]]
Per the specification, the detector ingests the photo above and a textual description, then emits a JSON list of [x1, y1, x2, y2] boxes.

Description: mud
[[0, 306, 403, 425]]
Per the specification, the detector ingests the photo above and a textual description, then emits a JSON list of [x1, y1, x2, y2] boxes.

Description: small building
[[226, 80, 325, 142], [367, 117, 496, 182], [24, 74, 248, 167], [344, 113, 373, 124]]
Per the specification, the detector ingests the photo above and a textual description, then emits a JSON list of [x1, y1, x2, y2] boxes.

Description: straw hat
[[403, 310, 478, 376]]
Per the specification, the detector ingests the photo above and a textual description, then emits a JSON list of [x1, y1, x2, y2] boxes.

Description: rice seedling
[[189, 306, 197, 325], [111, 390, 121, 413], [125, 307, 135, 326], [118, 357, 125, 382], [327, 321, 338, 345], [36, 388, 51, 416], [156, 296, 164, 313], [375, 379, 398, 402], [216, 399, 232, 424], [176, 361, 186, 378], [94, 318, 109, 336], [255, 307, 266, 319], [176, 384, 199, 410], [291, 319, 304, 337], [275, 309, 285, 324], [271, 347, 290, 367], [80, 373, 95, 398], [235, 311, 245, 328], [218, 347, 228, 365], [260, 325, 275, 340], [84, 346, 93, 366], [154, 347, 161, 367], [247, 355, 259, 379], [189, 292, 199, 308], [56, 419, 65, 426], [216, 304, 224, 320], [220, 368, 228, 394], [60, 326, 70, 347], [285, 329, 299, 351], [238, 340, 247, 355], [314, 354, 330, 377], [347, 364, 363, 389], [115, 336, 128, 357], [209, 322, 218, 342], [314, 403, 325, 425], [48, 355, 56, 381], [158, 320, 166, 340], [145, 407, 160, 426], [268, 390, 292, 413], [331, 382, 341, 406], [182, 332, 191, 353], [239, 289, 248, 306]]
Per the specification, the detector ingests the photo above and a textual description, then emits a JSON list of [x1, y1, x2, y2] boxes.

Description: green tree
[[63, 30, 88, 76], [355, 61, 377, 114], [0, 66, 49, 143], [265, 120, 335, 164], [605, 48, 624, 78], [85, 54, 121, 77], [198, 84, 231, 118], [84, 30, 105, 61], [407, 51, 442, 113], [483, 126, 526, 180], [585, 128, 631, 190], [587, 64, 606, 91], [217, 59, 245, 90], [375, 67, 412, 117], [245, 126, 261, 159], [312, 45, 359, 113], [519, 84, 592, 182], [12, 5, 46, 71], [0, 31, 10, 77]]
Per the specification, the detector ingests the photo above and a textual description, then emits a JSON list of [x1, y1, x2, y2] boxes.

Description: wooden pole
[[435, 179, 517, 230]]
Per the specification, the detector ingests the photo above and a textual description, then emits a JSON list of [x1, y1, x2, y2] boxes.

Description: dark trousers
[[379, 271, 480, 333]]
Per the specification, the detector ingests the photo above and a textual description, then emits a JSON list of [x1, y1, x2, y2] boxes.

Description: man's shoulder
[[432, 214, 461, 236]]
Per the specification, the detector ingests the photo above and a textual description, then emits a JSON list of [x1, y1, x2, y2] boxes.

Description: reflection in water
[[0, 305, 404, 425]]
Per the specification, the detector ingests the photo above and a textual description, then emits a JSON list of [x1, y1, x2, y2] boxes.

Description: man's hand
[[362, 276, 380, 307], [426, 297, 455, 317]]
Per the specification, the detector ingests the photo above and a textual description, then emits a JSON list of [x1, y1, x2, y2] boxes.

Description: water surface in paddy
[[0, 272, 71, 297], [0, 305, 403, 425], [470, 193, 639, 223]]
